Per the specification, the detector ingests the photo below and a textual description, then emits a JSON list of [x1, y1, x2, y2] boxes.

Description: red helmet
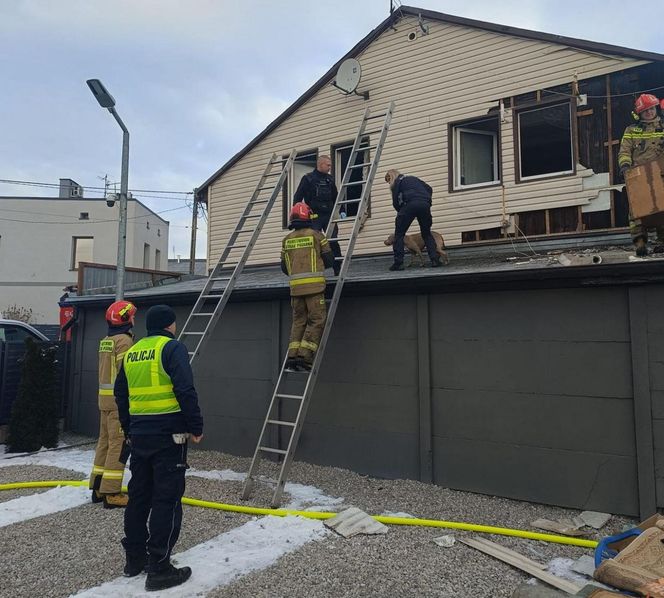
[[635, 94, 660, 114], [290, 201, 312, 222], [105, 301, 137, 326]]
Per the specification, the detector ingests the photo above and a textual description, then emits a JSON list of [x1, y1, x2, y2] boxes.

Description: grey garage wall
[[69, 284, 664, 517]]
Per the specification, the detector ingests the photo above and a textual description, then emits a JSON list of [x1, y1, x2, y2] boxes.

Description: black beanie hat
[[146, 304, 176, 331]]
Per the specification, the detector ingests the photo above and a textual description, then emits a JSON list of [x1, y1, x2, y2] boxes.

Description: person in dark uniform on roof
[[385, 169, 442, 271], [114, 304, 204, 592], [293, 154, 342, 275]]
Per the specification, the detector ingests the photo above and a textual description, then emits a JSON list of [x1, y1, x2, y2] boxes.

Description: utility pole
[[189, 189, 198, 275]]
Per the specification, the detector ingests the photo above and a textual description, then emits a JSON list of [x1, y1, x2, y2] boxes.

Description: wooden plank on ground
[[458, 537, 582, 594]]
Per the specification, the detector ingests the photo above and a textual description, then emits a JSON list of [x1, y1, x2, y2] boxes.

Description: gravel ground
[[0, 441, 638, 598]]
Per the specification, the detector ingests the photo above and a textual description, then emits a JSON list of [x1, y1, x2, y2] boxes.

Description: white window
[[452, 117, 500, 190], [71, 237, 93, 270], [334, 139, 370, 217], [517, 102, 574, 181], [283, 150, 318, 227], [155, 249, 161, 270], [143, 243, 151, 269]]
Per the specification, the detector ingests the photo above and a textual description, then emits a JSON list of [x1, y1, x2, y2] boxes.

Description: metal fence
[[78, 262, 183, 296]]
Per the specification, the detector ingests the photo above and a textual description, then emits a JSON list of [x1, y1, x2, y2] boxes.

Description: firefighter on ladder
[[281, 201, 335, 371], [618, 93, 664, 256], [89, 300, 137, 508]]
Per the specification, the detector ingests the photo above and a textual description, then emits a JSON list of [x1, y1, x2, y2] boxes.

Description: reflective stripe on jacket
[[123, 336, 181, 416], [98, 333, 133, 410], [618, 117, 664, 168], [281, 227, 331, 296]]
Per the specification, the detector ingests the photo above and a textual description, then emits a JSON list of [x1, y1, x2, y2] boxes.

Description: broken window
[[517, 102, 574, 180], [282, 149, 318, 228], [333, 138, 370, 218], [451, 117, 500, 189], [71, 236, 93, 270]]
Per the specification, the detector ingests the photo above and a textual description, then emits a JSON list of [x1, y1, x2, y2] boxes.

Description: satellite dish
[[335, 59, 362, 94], [332, 58, 369, 99]]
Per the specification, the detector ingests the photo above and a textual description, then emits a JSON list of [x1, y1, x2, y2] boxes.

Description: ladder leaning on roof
[[177, 150, 297, 363], [242, 101, 395, 508]]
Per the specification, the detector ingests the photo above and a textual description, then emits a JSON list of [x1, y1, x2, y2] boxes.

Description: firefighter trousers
[[89, 407, 129, 495], [122, 435, 188, 572], [629, 216, 664, 244], [287, 292, 327, 364]]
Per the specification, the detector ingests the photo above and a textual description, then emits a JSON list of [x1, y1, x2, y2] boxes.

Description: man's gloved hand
[[620, 164, 630, 178]]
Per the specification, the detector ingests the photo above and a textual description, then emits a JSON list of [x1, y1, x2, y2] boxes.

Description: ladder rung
[[210, 276, 231, 281], [264, 172, 283, 177], [270, 158, 287, 164], [329, 236, 351, 242], [192, 313, 214, 316], [334, 256, 345, 261], [332, 217, 356, 224], [226, 244, 247, 250], [181, 331, 204, 336], [342, 180, 367, 187], [201, 294, 222, 299], [242, 214, 262, 219], [349, 162, 371, 169], [362, 129, 383, 136], [275, 393, 305, 400], [267, 419, 296, 427], [339, 198, 363, 204], [366, 112, 387, 120], [188, 351, 196, 356], [250, 199, 270, 204], [260, 446, 288, 455], [234, 228, 256, 234]]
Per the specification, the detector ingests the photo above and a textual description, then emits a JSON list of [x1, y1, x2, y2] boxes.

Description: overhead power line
[[0, 204, 189, 225]]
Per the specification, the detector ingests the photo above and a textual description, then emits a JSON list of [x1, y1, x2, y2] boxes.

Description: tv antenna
[[332, 58, 369, 100]]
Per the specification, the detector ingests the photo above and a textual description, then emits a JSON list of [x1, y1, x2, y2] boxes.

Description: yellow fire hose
[[0, 480, 598, 549]]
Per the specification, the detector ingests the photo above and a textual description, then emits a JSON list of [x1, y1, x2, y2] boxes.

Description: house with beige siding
[[66, 8, 664, 518], [197, 6, 663, 266]]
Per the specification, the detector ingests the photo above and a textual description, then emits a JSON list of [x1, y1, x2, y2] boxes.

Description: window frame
[[70, 236, 94, 271], [143, 243, 151, 269], [330, 137, 371, 218], [514, 99, 577, 183], [281, 148, 319, 229], [448, 115, 502, 193]]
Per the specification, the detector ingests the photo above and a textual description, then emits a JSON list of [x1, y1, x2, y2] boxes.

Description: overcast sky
[[2, 0, 662, 259]]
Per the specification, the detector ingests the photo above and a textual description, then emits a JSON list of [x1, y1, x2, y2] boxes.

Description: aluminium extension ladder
[[242, 101, 395, 507], [177, 151, 297, 362]]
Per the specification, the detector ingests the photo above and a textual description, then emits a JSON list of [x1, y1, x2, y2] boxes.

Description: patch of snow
[[547, 557, 591, 585], [0, 441, 69, 460], [71, 515, 329, 597], [0, 448, 96, 476], [187, 468, 343, 512], [0, 485, 90, 528]]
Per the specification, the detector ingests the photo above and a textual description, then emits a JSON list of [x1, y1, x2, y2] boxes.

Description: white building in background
[[0, 179, 169, 323]]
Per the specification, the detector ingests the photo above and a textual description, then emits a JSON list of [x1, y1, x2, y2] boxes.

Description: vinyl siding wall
[[207, 16, 647, 265]]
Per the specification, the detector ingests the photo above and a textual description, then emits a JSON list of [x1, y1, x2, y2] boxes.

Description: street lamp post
[[86, 79, 130, 300]]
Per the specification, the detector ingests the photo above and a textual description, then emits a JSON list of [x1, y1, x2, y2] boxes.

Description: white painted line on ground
[[0, 485, 90, 528], [70, 515, 329, 598]]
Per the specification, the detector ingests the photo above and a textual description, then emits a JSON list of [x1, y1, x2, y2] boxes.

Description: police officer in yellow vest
[[281, 201, 334, 371], [618, 93, 664, 256], [114, 304, 203, 592], [89, 300, 136, 509]]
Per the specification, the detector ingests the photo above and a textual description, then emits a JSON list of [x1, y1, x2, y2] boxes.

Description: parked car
[[0, 319, 49, 343]]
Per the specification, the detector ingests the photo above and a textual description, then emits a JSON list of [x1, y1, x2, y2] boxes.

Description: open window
[[332, 138, 370, 217], [451, 117, 500, 190], [282, 149, 318, 228], [516, 102, 574, 181], [71, 236, 93, 270]]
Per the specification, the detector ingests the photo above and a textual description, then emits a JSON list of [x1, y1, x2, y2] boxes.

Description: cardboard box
[[607, 513, 664, 553], [625, 156, 664, 226]]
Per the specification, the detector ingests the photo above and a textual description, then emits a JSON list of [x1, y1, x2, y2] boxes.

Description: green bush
[[6, 338, 59, 453]]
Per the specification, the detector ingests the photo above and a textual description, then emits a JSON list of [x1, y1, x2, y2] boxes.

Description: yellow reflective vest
[[618, 117, 664, 169], [123, 335, 181, 416], [281, 227, 332, 296]]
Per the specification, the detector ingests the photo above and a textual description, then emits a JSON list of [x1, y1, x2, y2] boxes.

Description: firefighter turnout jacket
[[618, 116, 664, 169], [281, 222, 334, 296], [98, 330, 133, 411], [114, 331, 203, 437]]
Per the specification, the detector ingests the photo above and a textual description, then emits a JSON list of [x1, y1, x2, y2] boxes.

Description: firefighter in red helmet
[[88, 300, 137, 508], [618, 93, 664, 256], [280, 202, 334, 371]]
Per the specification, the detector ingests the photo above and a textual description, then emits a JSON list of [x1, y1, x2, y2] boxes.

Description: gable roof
[[196, 5, 664, 200]]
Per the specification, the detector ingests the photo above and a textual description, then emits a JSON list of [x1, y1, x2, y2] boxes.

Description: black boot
[[389, 262, 404, 271], [284, 358, 298, 372], [635, 237, 648, 257], [91, 490, 103, 504], [145, 564, 192, 592], [123, 553, 148, 578], [430, 257, 442, 268]]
